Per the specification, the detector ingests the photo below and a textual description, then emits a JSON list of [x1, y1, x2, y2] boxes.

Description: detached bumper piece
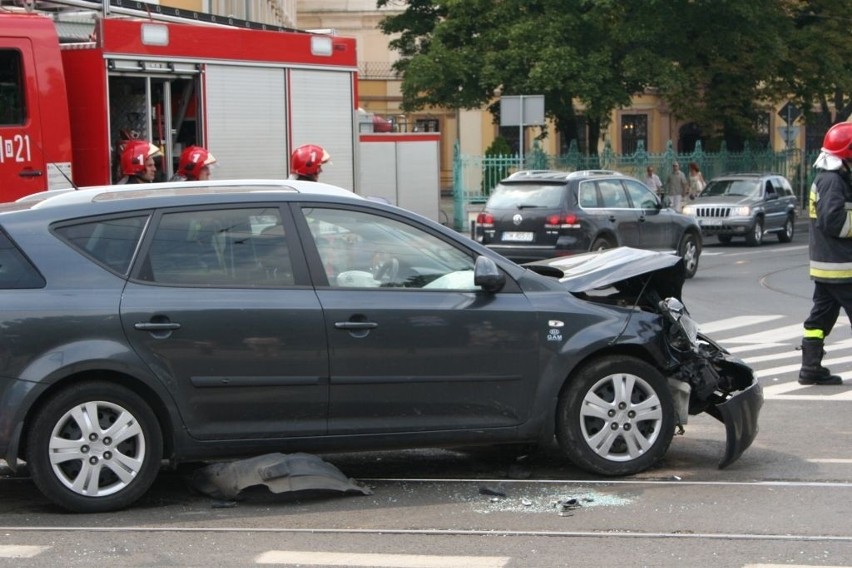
[[714, 381, 763, 469]]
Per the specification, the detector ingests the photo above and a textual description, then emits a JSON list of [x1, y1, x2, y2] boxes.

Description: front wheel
[[745, 218, 764, 246], [778, 215, 794, 243], [678, 232, 701, 278], [26, 382, 163, 513], [556, 357, 674, 476]]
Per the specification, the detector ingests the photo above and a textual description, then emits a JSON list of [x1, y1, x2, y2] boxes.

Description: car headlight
[[733, 206, 751, 216], [682, 205, 694, 216]]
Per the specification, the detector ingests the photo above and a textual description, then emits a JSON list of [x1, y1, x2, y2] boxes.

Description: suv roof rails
[[505, 169, 624, 182]]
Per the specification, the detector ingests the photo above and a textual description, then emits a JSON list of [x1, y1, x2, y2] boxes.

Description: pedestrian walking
[[664, 162, 689, 212], [644, 166, 663, 195]]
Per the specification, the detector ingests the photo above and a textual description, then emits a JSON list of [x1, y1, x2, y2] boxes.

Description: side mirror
[[474, 256, 506, 293]]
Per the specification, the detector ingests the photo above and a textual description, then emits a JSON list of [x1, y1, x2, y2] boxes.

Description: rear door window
[[0, 229, 45, 289], [136, 207, 299, 288]]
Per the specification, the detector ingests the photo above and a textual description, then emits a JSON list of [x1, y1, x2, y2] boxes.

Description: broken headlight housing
[[660, 297, 699, 352]]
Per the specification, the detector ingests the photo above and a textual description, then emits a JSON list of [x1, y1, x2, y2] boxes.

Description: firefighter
[[799, 121, 852, 385], [118, 140, 161, 184], [171, 146, 217, 181], [289, 144, 330, 182]]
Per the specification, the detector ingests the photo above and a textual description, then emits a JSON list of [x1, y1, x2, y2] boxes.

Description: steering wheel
[[373, 257, 400, 284]]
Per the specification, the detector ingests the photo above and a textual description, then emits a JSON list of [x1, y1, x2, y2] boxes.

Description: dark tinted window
[[486, 184, 565, 209], [140, 207, 293, 287], [54, 216, 148, 274], [0, 230, 45, 288], [0, 50, 25, 125]]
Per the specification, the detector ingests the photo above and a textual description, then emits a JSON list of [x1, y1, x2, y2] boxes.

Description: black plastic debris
[[479, 486, 507, 497], [555, 497, 582, 516], [189, 453, 373, 501]]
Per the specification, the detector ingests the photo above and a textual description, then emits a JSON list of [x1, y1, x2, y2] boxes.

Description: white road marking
[[722, 323, 805, 344], [256, 551, 509, 567], [0, 545, 49, 558], [698, 315, 784, 334], [807, 459, 852, 464]]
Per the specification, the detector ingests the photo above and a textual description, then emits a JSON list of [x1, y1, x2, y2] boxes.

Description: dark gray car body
[[0, 180, 759, 512]]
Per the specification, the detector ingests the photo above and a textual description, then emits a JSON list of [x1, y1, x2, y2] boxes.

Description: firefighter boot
[[798, 339, 843, 385]]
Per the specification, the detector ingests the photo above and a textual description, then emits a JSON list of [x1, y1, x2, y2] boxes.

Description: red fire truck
[[0, 2, 359, 201]]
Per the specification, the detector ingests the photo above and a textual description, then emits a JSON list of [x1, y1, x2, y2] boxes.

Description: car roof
[[710, 173, 783, 180], [502, 169, 626, 183], [7, 179, 363, 211]]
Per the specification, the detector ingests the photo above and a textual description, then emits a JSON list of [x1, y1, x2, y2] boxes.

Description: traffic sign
[[778, 102, 801, 124]]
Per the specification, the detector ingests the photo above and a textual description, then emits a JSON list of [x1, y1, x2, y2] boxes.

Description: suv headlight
[[682, 205, 694, 216], [732, 206, 751, 216]]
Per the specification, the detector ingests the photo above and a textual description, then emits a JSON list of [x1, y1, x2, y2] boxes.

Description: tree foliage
[[377, 0, 849, 151]]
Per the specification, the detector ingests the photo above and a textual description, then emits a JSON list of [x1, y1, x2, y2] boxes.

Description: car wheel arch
[[18, 369, 175, 464]]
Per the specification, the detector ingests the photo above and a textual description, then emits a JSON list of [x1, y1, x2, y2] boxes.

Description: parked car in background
[[682, 173, 798, 246], [475, 170, 702, 278], [0, 180, 759, 513]]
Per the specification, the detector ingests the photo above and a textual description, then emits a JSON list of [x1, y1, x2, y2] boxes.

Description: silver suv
[[682, 173, 798, 246]]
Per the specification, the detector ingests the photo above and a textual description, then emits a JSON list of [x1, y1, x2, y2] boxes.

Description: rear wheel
[[745, 218, 764, 246], [556, 357, 674, 476], [590, 237, 614, 252], [778, 215, 794, 243], [26, 382, 163, 513], [678, 232, 700, 278]]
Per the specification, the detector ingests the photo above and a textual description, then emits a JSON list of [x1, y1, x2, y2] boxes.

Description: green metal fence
[[453, 139, 810, 232]]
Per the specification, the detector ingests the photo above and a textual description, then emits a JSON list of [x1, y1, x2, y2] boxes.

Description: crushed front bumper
[[714, 380, 763, 468]]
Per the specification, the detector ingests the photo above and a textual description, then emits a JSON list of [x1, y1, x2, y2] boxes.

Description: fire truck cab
[[0, 9, 358, 201]]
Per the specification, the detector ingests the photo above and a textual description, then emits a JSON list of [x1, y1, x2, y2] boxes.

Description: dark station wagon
[[0, 180, 760, 512]]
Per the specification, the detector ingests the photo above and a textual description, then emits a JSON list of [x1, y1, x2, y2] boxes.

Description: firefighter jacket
[[809, 166, 852, 283]]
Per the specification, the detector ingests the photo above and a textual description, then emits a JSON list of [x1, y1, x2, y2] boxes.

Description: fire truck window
[[0, 50, 25, 125]]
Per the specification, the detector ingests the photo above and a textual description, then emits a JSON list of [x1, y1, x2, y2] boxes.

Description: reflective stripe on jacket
[[809, 168, 852, 283]]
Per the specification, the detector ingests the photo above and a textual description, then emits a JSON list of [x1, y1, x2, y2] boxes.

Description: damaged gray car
[[0, 180, 761, 513]]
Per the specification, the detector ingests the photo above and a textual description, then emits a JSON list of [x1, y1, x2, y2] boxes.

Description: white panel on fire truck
[[395, 140, 440, 221], [359, 142, 396, 205], [205, 65, 287, 180], [289, 69, 355, 191]]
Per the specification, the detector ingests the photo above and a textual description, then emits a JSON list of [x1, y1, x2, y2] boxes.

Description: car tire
[[717, 235, 732, 244], [556, 357, 674, 476], [26, 381, 163, 513], [678, 232, 700, 279], [778, 215, 794, 243], [745, 218, 764, 246], [590, 237, 614, 252]]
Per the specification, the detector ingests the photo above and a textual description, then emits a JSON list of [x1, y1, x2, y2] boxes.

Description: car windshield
[[701, 179, 761, 198], [486, 183, 565, 209]]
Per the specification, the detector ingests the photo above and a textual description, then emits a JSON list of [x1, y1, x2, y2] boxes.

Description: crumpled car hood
[[522, 247, 685, 296]]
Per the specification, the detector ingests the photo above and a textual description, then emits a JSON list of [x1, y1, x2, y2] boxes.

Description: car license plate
[[700, 219, 722, 227], [502, 231, 534, 242]]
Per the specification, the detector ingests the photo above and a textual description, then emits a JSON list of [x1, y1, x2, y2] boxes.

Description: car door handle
[[334, 321, 378, 330], [608, 215, 617, 222], [19, 169, 44, 178], [134, 322, 182, 331], [638, 215, 647, 222]]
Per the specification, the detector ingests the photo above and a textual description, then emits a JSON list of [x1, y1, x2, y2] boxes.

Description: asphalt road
[[2, 226, 852, 567]]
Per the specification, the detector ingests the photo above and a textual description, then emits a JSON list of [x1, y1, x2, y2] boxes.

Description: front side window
[[302, 207, 476, 290], [139, 207, 293, 287], [0, 229, 44, 288], [54, 215, 149, 275], [0, 50, 25, 125]]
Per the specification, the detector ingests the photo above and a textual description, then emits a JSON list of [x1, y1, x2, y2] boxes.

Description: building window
[[414, 119, 439, 133], [621, 114, 647, 154], [559, 116, 589, 154]]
